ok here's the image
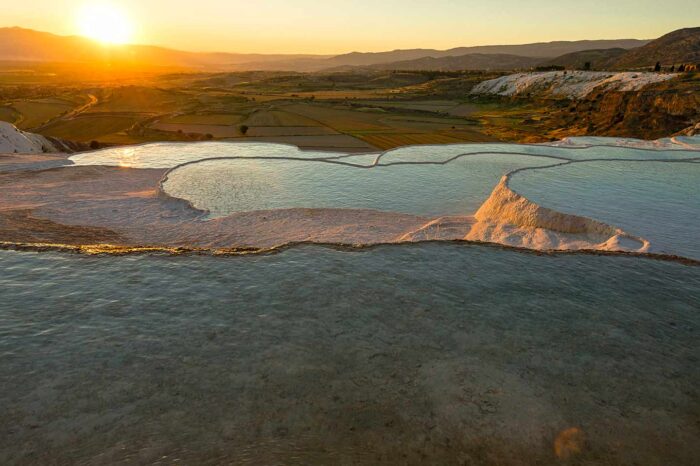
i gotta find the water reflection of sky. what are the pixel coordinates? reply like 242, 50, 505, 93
70, 139, 700, 258
161, 154, 556, 217
510, 160, 700, 259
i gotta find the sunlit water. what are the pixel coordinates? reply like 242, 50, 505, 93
379, 141, 699, 163
69, 142, 363, 168
161, 154, 556, 217
555, 135, 700, 151
69, 138, 700, 169
138, 140, 700, 217
1, 244, 699, 464
5, 138, 700, 463
64, 139, 700, 258
510, 161, 700, 259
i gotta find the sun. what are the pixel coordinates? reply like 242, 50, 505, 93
77, 3, 133, 45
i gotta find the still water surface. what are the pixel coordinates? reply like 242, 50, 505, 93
511, 161, 700, 259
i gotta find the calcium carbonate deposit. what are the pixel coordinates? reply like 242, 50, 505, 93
471, 71, 677, 99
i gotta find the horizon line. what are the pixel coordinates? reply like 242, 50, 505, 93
0, 25, 657, 57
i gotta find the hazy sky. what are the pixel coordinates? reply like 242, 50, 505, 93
3, 0, 699, 53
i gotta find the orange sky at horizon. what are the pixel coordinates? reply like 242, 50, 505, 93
2, 0, 699, 54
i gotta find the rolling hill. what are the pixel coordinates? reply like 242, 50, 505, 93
3, 27, 697, 73
0, 27, 326, 70
379, 28, 699, 72
543, 48, 628, 69
366, 53, 542, 71
322, 39, 648, 69
611, 27, 700, 69
0, 27, 651, 72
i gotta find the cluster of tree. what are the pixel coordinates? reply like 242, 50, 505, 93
173, 129, 216, 141
533, 62, 591, 72
534, 65, 565, 72
654, 62, 699, 72
0, 85, 70, 100
412, 70, 494, 79
672, 64, 698, 72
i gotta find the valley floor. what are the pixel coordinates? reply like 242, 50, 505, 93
2, 68, 697, 151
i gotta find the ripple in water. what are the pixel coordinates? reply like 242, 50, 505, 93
1, 244, 698, 464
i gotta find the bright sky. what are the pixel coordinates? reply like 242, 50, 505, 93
3, 0, 699, 54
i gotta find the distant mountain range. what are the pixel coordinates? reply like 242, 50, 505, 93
340, 28, 699, 72
0, 27, 327, 70
361, 54, 543, 72
540, 28, 700, 70
0, 26, 698, 72
321, 39, 649, 68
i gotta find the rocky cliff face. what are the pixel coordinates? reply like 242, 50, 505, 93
471, 71, 699, 141
559, 76, 700, 139
470, 70, 676, 99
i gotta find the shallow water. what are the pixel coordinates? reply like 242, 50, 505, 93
1, 244, 699, 464
69, 142, 365, 169
62, 139, 700, 257
557, 135, 700, 151
511, 161, 700, 259
379, 141, 699, 163
162, 154, 556, 217
154, 142, 700, 258
69, 138, 700, 169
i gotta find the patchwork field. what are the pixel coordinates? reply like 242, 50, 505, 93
90, 87, 195, 114
283, 103, 400, 132
41, 115, 139, 141
0, 106, 20, 125
356, 100, 461, 113
238, 134, 377, 152
356, 133, 461, 149
150, 123, 241, 138
245, 126, 338, 137
241, 109, 322, 127
5, 67, 690, 151
10, 99, 75, 129
161, 113, 245, 125
358, 131, 497, 149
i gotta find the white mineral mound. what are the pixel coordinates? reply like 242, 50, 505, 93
394, 173, 651, 254
468, 176, 649, 252
471, 71, 677, 99
0, 121, 59, 154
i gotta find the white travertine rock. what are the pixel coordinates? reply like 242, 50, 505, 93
471, 71, 677, 99
0, 121, 59, 154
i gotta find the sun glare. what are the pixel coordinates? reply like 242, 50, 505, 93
77, 3, 133, 44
